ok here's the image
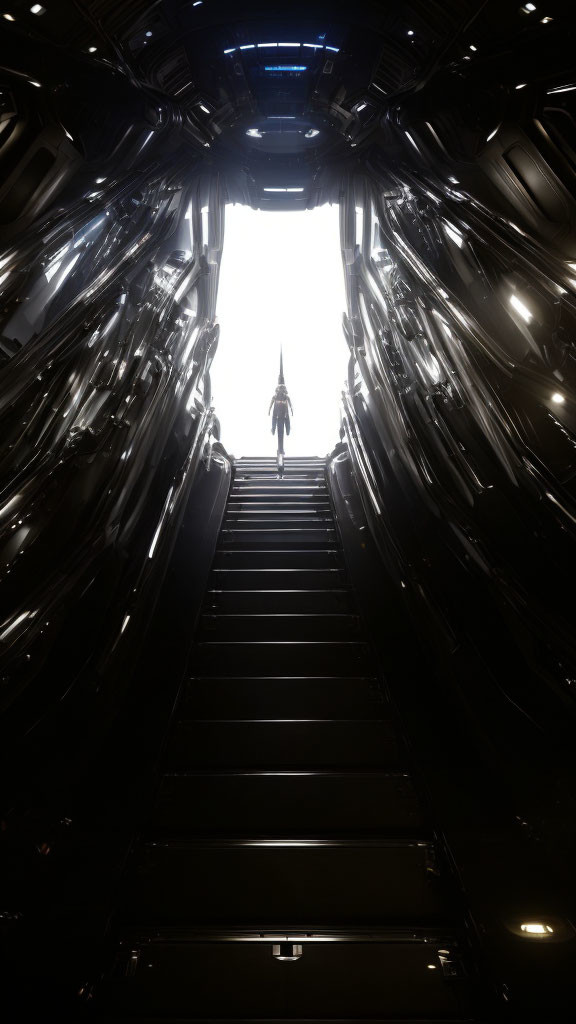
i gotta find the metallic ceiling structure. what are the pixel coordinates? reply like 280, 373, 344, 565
1, 0, 576, 1019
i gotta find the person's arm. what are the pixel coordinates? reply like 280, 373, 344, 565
288, 397, 293, 414
269, 396, 275, 414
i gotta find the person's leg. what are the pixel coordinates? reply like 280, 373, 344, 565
285, 413, 290, 436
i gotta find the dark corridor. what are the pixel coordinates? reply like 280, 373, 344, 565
2, 1, 576, 1020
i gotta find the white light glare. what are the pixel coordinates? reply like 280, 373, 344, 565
240, 45, 255, 49
29, 80, 42, 87
246, 128, 263, 138
547, 84, 576, 94
469, 44, 477, 51
2, 13, 15, 20
263, 187, 304, 192
88, 46, 97, 52
444, 223, 464, 248
305, 128, 319, 138
509, 293, 533, 322
356, 102, 367, 112
407, 30, 414, 36
199, 104, 210, 114
95, 177, 106, 183
223, 48, 235, 54
30, 4, 46, 13
540, 16, 553, 23
448, 176, 460, 184
516, 83, 527, 89
525, 3, 536, 9
486, 127, 499, 141
520, 923, 553, 935
193, 1, 203, 5
551, 392, 565, 405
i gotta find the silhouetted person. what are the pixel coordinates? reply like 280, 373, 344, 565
269, 351, 292, 455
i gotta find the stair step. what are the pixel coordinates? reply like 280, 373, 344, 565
209, 568, 347, 590
183, 676, 385, 718
99, 935, 470, 1021
224, 514, 334, 524
165, 719, 400, 770
219, 528, 337, 546
198, 613, 363, 642
124, 840, 445, 927
152, 771, 425, 835
212, 549, 343, 569
204, 590, 354, 614
193, 641, 371, 675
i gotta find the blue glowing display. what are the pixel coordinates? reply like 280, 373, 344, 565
264, 65, 307, 71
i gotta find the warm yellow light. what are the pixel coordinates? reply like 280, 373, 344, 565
520, 922, 553, 935
551, 392, 565, 405
3, 12, 16, 19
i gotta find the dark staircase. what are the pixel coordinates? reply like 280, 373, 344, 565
99, 457, 476, 1021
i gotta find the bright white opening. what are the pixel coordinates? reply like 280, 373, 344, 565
212, 203, 347, 456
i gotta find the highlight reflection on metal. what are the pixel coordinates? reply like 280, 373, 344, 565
0, 157, 225, 717
339, 170, 576, 715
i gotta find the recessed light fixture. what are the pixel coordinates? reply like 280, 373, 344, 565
407, 30, 414, 36
469, 44, 477, 51
486, 127, 499, 141
199, 104, 210, 114
240, 44, 254, 49
516, 83, 527, 89
2, 12, 15, 19
356, 102, 367, 112
520, 922, 554, 934
29, 80, 42, 87
145, 30, 152, 37
540, 16, 553, 23
30, 4, 46, 13
193, 1, 202, 5
88, 46, 97, 52
524, 3, 536, 10
551, 392, 565, 404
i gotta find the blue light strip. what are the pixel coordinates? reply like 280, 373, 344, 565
223, 42, 340, 55
264, 65, 307, 72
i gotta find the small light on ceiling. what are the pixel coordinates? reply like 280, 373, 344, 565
30, 4, 46, 13
88, 46, 97, 52
145, 30, 152, 37
540, 16, 553, 23
199, 103, 210, 114
246, 128, 262, 137
486, 127, 499, 141
469, 44, 477, 51
516, 82, 527, 89
356, 102, 367, 112
551, 392, 566, 405
29, 80, 42, 87
509, 293, 533, 322
524, 3, 536, 9
520, 922, 554, 934
95, 177, 106, 183
193, 1, 203, 5
427, 964, 437, 969
407, 30, 414, 36
305, 128, 319, 137
240, 44, 254, 49
223, 48, 235, 54
2, 12, 16, 19
448, 176, 460, 183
